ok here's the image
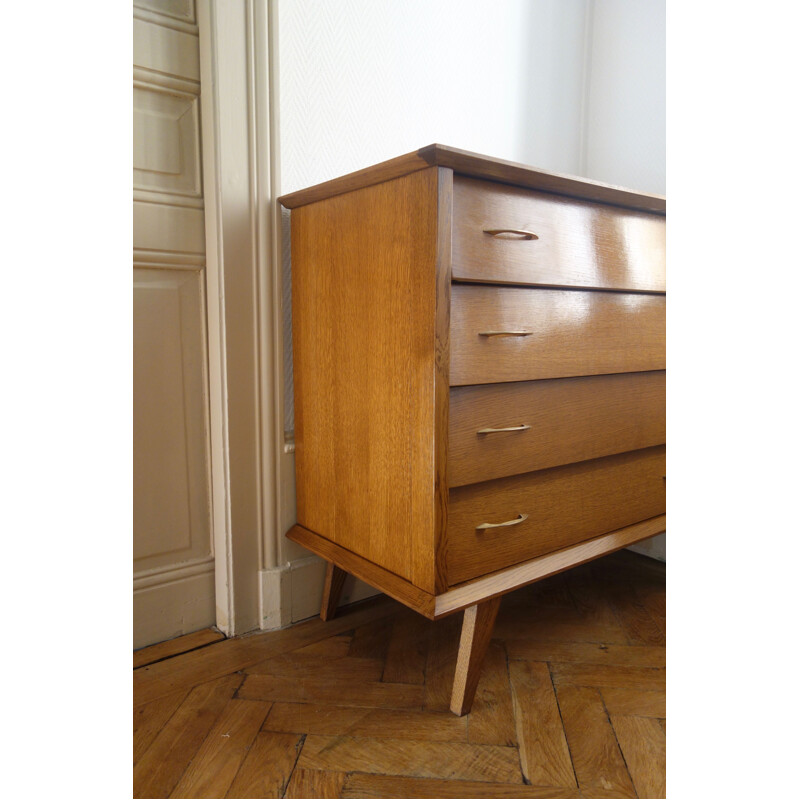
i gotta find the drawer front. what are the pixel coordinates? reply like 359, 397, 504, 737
452, 176, 666, 291
449, 371, 666, 487
446, 446, 666, 585
450, 284, 665, 386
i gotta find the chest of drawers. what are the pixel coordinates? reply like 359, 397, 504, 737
279, 145, 666, 715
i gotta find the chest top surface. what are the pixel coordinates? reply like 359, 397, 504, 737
278, 143, 666, 215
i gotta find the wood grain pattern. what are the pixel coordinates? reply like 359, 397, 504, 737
133, 594, 398, 705
291, 516, 665, 620
342, 774, 576, 798
132, 553, 666, 797
566, 564, 630, 634
133, 688, 188, 765
133, 628, 224, 669
449, 371, 665, 486
446, 447, 666, 584
601, 688, 666, 718
170, 698, 271, 798
278, 148, 434, 208
292, 167, 440, 591
238, 673, 425, 709
382, 610, 429, 685
509, 660, 576, 788
450, 597, 502, 715
435, 516, 666, 617
319, 561, 347, 621
596, 572, 667, 646
423, 614, 462, 712
449, 284, 665, 386
286, 524, 435, 617
556, 684, 636, 797
244, 635, 354, 677
433, 166, 453, 593
495, 604, 628, 648
246, 653, 384, 682
466, 641, 518, 746
298, 735, 524, 783
284, 146, 666, 720
347, 617, 393, 661
285, 768, 346, 799
286, 633, 354, 659
452, 175, 665, 291
263, 702, 468, 742
279, 143, 666, 214
611, 715, 667, 798
225, 731, 303, 799
133, 674, 243, 798
551, 663, 666, 691
505, 641, 665, 668
429, 144, 666, 213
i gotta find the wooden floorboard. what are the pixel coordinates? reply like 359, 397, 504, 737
611, 714, 667, 798
133, 627, 225, 669
170, 698, 272, 798
298, 735, 524, 783
226, 731, 304, 799
466, 640, 517, 746
341, 774, 577, 798
556, 684, 636, 798
263, 703, 469, 742
509, 660, 577, 789
133, 550, 665, 798
132, 687, 188, 765
133, 673, 244, 799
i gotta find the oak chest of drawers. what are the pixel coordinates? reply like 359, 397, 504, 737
279, 145, 666, 715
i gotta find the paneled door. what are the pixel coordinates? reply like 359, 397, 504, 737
133, 0, 214, 648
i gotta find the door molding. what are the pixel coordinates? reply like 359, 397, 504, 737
197, 0, 283, 635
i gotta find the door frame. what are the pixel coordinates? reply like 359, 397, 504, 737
197, 0, 286, 636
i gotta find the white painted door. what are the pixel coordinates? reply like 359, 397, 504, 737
133, 0, 215, 648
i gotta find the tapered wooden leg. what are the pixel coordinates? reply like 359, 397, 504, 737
320, 562, 348, 621
450, 596, 502, 716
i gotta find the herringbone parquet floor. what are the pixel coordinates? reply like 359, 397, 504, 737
133, 550, 665, 799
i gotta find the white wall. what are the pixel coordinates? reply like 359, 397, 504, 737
278, 0, 591, 196
582, 0, 666, 194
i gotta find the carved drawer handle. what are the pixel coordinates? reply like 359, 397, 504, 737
477, 424, 531, 434
476, 513, 529, 531
478, 330, 532, 337
483, 228, 539, 240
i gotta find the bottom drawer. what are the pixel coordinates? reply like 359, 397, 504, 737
445, 446, 665, 585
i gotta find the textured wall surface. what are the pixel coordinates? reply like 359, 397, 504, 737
278, 0, 590, 194
583, 0, 666, 194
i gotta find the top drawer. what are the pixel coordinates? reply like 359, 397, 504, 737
452, 176, 666, 292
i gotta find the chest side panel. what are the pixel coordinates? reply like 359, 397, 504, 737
291, 167, 441, 589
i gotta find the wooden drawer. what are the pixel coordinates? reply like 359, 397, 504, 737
446, 446, 666, 585
452, 176, 666, 291
450, 284, 665, 386
449, 371, 666, 487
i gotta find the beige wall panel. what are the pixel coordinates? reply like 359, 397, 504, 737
133, 16, 200, 81
135, 0, 195, 24
134, 268, 212, 574
133, 201, 205, 254
133, 87, 201, 197
133, 568, 215, 650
